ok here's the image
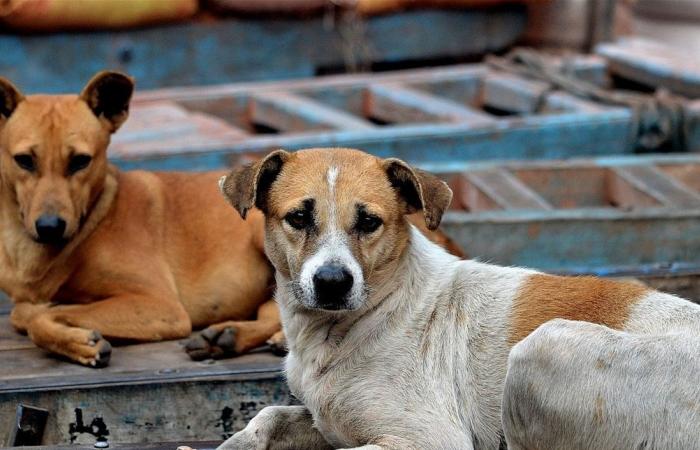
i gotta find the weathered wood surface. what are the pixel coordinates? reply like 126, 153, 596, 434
0, 310, 289, 446
0, 7, 526, 94
101, 59, 700, 172
596, 38, 700, 98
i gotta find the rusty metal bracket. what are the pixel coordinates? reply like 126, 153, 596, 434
9, 403, 49, 446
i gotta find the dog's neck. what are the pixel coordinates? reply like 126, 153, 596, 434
278, 225, 457, 367
0, 166, 120, 300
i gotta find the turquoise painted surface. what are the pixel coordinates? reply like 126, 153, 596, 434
0, 8, 525, 93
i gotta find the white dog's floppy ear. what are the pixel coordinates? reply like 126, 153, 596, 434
220, 149, 290, 219
383, 158, 452, 230
0, 76, 24, 123
80, 71, 134, 132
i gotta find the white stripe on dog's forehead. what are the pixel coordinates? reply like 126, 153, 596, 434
327, 166, 339, 193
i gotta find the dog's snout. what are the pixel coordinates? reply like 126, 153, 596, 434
35, 214, 67, 244
313, 264, 354, 309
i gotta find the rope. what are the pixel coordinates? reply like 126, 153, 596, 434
323, 0, 374, 73
486, 48, 689, 153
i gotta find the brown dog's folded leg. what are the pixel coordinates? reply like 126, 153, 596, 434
10, 302, 50, 334
185, 299, 282, 360
26, 294, 191, 367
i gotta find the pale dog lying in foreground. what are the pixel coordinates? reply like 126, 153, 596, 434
209, 148, 700, 449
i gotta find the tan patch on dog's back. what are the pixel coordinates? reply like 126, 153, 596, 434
509, 274, 648, 345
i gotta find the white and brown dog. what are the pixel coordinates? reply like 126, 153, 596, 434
214, 148, 700, 449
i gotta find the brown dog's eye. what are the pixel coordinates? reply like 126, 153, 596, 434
13, 154, 35, 172
68, 154, 92, 174
285, 210, 312, 230
356, 213, 382, 234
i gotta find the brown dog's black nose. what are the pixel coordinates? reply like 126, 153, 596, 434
35, 215, 66, 244
313, 264, 353, 309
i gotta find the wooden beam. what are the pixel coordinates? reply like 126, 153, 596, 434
482, 72, 550, 114
611, 165, 700, 208
465, 168, 553, 210
544, 92, 607, 113
449, 174, 501, 212
249, 91, 375, 132
364, 83, 496, 125
596, 38, 700, 98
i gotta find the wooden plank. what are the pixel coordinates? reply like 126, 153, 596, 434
552, 54, 609, 88
0, 311, 284, 394
465, 168, 553, 210
611, 165, 700, 208
544, 91, 607, 113
248, 91, 374, 132
482, 72, 550, 113
0, 329, 33, 352
596, 38, 700, 98
0, 343, 283, 394
441, 208, 700, 272
364, 83, 496, 125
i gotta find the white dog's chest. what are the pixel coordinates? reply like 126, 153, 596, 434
287, 348, 482, 448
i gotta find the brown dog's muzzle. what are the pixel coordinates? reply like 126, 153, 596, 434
34, 214, 67, 245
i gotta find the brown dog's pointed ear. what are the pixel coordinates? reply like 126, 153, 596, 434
220, 150, 291, 219
383, 158, 452, 230
80, 71, 134, 132
0, 77, 24, 122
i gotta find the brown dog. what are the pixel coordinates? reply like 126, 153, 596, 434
0, 72, 463, 367
0, 72, 285, 367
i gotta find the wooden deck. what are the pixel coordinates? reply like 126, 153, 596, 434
0, 294, 288, 447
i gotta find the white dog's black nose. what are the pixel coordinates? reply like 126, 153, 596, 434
35, 214, 66, 245
313, 264, 353, 309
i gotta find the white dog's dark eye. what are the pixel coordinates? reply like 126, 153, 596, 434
68, 154, 92, 174
285, 210, 312, 230
356, 214, 382, 234
13, 154, 35, 172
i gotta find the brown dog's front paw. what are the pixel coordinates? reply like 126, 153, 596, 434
69, 330, 112, 368
267, 331, 288, 356
185, 326, 237, 361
